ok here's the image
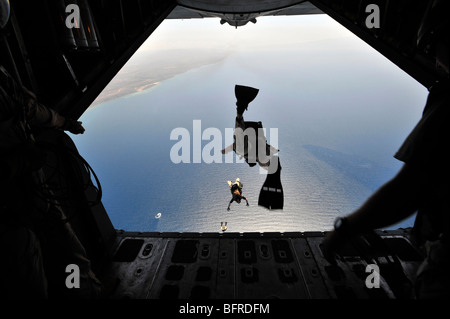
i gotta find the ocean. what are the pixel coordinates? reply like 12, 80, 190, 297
72, 45, 427, 233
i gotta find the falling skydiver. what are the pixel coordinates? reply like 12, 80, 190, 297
220, 222, 228, 232
227, 178, 249, 211
221, 85, 284, 210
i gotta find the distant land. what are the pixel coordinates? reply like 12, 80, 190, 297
91, 48, 231, 107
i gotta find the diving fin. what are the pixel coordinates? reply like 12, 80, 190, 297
235, 85, 259, 114
258, 156, 284, 210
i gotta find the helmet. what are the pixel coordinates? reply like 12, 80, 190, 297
0, 0, 10, 28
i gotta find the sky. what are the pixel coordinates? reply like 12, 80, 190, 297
130, 14, 372, 59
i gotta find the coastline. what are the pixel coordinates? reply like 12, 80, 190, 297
88, 49, 231, 109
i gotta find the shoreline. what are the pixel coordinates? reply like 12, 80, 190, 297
88, 50, 231, 110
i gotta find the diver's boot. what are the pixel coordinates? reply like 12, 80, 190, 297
236, 101, 248, 116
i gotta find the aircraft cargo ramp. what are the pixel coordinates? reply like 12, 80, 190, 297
104, 229, 423, 299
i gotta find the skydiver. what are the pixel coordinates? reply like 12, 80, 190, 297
220, 221, 228, 232
221, 85, 279, 174
227, 178, 249, 211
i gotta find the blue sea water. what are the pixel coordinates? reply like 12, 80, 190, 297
72, 45, 427, 233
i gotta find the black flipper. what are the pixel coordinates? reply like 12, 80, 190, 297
258, 156, 284, 210
235, 85, 259, 114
